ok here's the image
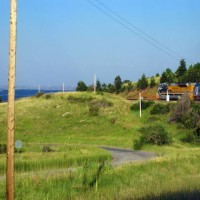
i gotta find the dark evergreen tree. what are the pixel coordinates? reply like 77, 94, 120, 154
160, 71, 168, 83
150, 76, 156, 88
114, 75, 122, 93
176, 59, 187, 82
107, 83, 115, 93
96, 79, 102, 92
102, 83, 107, 92
76, 81, 88, 91
137, 74, 148, 90
185, 63, 200, 83
160, 68, 176, 84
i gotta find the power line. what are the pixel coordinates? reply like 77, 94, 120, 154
86, 0, 191, 63
95, 0, 185, 60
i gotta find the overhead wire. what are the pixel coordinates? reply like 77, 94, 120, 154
86, 0, 192, 63
95, 0, 185, 60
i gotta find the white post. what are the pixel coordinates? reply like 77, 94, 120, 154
63, 82, 65, 93
38, 85, 40, 93
94, 73, 96, 93
139, 93, 142, 118
166, 90, 169, 102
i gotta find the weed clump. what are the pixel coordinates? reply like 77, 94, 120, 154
150, 103, 171, 115
134, 124, 171, 150
130, 100, 154, 111
42, 145, 55, 153
67, 95, 94, 103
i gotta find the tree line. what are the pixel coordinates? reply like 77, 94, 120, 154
76, 59, 200, 93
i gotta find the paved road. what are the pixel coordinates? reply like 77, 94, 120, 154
101, 146, 156, 166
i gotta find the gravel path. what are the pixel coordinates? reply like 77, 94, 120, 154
101, 146, 156, 166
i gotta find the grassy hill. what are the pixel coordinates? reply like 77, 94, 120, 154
0, 92, 200, 199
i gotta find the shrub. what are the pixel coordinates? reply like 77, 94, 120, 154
0, 96, 2, 103
44, 94, 52, 99
35, 92, 44, 98
130, 100, 154, 111
181, 128, 200, 143
88, 103, 100, 116
0, 144, 6, 154
133, 124, 171, 150
88, 99, 113, 116
92, 99, 113, 108
150, 103, 170, 115
170, 95, 200, 130
170, 94, 191, 123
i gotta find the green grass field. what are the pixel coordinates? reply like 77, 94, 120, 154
0, 92, 200, 199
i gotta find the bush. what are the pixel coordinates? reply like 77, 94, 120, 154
92, 99, 113, 108
0, 144, 6, 154
130, 100, 154, 111
170, 94, 191, 123
88, 103, 100, 116
150, 103, 171, 115
44, 94, 52, 99
182, 128, 200, 143
0, 96, 2, 103
35, 92, 44, 98
133, 124, 171, 150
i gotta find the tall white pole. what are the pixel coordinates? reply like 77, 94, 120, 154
63, 82, 65, 93
94, 73, 96, 93
38, 85, 40, 93
7, 0, 17, 199
139, 93, 142, 118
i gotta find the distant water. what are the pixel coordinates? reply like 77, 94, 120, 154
0, 89, 63, 102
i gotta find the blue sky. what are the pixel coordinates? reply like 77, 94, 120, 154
0, 0, 200, 88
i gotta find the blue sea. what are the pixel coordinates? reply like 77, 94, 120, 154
0, 89, 63, 102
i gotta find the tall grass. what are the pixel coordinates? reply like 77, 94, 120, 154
0, 92, 200, 199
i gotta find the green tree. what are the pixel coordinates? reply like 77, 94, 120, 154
150, 76, 156, 88
137, 74, 148, 90
176, 59, 187, 82
114, 75, 122, 93
96, 79, 102, 92
156, 73, 160, 77
76, 81, 88, 91
185, 63, 200, 83
160, 68, 176, 84
160, 71, 168, 83
107, 83, 115, 93
102, 83, 107, 92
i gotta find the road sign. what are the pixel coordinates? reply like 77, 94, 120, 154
15, 140, 22, 149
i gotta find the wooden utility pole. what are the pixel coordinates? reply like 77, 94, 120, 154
7, 0, 17, 199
